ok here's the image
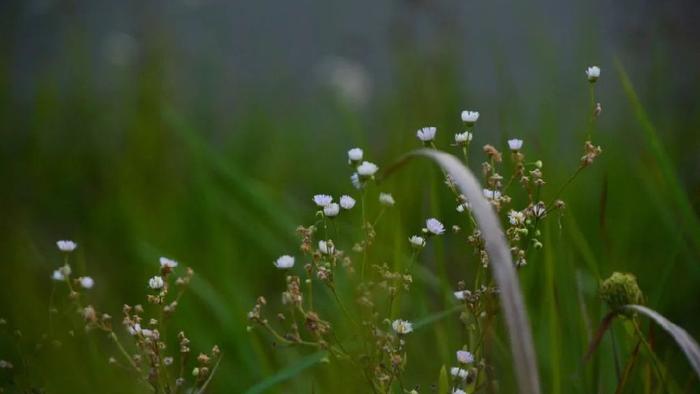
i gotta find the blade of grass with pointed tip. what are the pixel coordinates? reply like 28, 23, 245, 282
385, 148, 541, 394
625, 305, 700, 380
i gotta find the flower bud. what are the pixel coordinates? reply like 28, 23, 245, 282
600, 272, 643, 316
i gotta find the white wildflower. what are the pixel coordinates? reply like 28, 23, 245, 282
318, 240, 335, 255
586, 65, 601, 82
408, 235, 426, 248
339, 195, 356, 209
507, 138, 523, 151
508, 210, 526, 225
356, 161, 379, 178
425, 218, 445, 235
127, 323, 141, 336
159, 257, 178, 268
391, 319, 413, 335
532, 202, 547, 218
148, 276, 164, 289
52, 270, 65, 281
323, 203, 340, 217
274, 255, 295, 269
79, 276, 95, 289
452, 389, 467, 394
416, 127, 437, 142
483, 189, 502, 200
379, 193, 395, 207
456, 202, 470, 213
57, 240, 77, 252
454, 131, 473, 145
313, 194, 333, 207
457, 350, 474, 364
454, 290, 470, 300
461, 110, 480, 125
347, 148, 363, 163
451, 367, 468, 380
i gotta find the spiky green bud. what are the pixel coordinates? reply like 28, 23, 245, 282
600, 272, 643, 316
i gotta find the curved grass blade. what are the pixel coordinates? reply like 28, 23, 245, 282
625, 305, 700, 380
387, 149, 541, 394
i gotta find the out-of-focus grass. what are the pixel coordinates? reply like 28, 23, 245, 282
1, 34, 700, 394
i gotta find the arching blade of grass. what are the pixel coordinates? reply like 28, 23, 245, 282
385, 148, 541, 394
625, 305, 700, 380
615, 59, 700, 265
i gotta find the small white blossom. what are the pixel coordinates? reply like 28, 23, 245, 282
159, 257, 178, 268
127, 323, 142, 336
379, 193, 395, 207
57, 240, 77, 252
416, 127, 437, 142
339, 195, 356, 209
350, 173, 362, 189
347, 148, 363, 163
164, 357, 174, 366
507, 138, 523, 151
274, 255, 295, 269
79, 276, 95, 289
483, 189, 502, 200
313, 194, 333, 207
457, 350, 474, 364
323, 203, 340, 217
52, 270, 65, 281
456, 202, 470, 213
408, 235, 426, 248
452, 389, 467, 394
586, 65, 601, 82
425, 218, 445, 235
356, 161, 379, 177
454, 290, 470, 300
391, 319, 413, 335
148, 276, 164, 289
454, 131, 473, 145
532, 202, 547, 218
451, 367, 468, 380
508, 210, 526, 225
461, 110, 480, 125
318, 240, 335, 255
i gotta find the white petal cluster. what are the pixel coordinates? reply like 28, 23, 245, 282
457, 350, 474, 364
313, 194, 333, 207
416, 127, 437, 142
357, 161, 379, 177
274, 255, 295, 269
79, 276, 95, 289
149, 276, 164, 289
453, 290, 470, 300
323, 203, 340, 217
127, 323, 142, 336
483, 189, 502, 200
532, 202, 547, 218
450, 367, 468, 380
409, 235, 426, 248
391, 319, 413, 335
57, 240, 77, 252
461, 110, 480, 125
425, 218, 445, 235
586, 65, 601, 82
379, 192, 395, 207
508, 210, 526, 225
454, 131, 473, 145
339, 195, 356, 209
52, 264, 72, 281
456, 202, 470, 213
507, 138, 523, 151
347, 147, 363, 163
160, 257, 178, 268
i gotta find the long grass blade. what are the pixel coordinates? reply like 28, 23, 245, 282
389, 148, 541, 394
625, 305, 700, 379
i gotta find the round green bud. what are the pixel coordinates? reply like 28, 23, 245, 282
600, 272, 643, 316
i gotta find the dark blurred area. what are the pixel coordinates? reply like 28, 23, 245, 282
1, 0, 700, 392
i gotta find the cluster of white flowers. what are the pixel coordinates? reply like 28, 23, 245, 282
57, 240, 77, 252
450, 366, 468, 380
416, 127, 437, 143
52, 264, 71, 281
318, 240, 335, 255
461, 110, 479, 125
313, 194, 356, 218
347, 147, 381, 190
482, 189, 502, 200
408, 235, 426, 248
391, 319, 413, 335
508, 209, 526, 226
454, 131, 473, 146
586, 65, 601, 82
160, 257, 178, 269
274, 255, 295, 269
424, 218, 445, 235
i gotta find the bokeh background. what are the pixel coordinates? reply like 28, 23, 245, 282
1, 0, 700, 392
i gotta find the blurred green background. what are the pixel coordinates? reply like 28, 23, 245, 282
1, 0, 700, 392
